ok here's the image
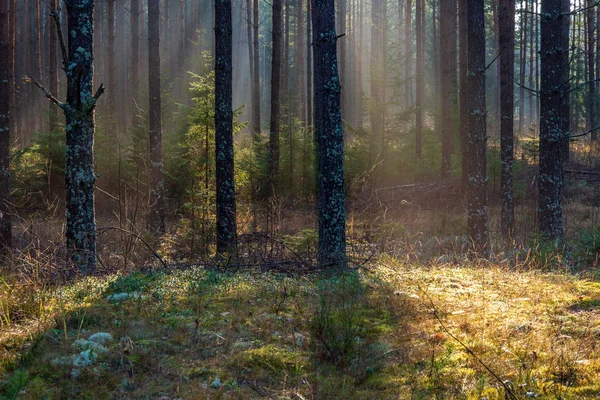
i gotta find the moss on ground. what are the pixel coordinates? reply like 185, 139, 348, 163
2, 262, 600, 398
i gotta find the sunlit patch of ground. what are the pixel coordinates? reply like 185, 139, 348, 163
2, 260, 600, 399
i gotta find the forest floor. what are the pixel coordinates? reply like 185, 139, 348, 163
2, 260, 600, 399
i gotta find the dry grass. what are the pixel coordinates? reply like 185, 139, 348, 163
1, 258, 600, 399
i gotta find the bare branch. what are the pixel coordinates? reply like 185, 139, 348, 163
564, 0, 600, 16
515, 81, 540, 97
27, 73, 66, 109
568, 126, 600, 139
89, 84, 106, 110
483, 49, 503, 72
49, 7, 69, 68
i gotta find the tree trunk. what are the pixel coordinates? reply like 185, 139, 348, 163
499, 0, 515, 237
148, 0, 166, 235
253, 0, 261, 136
63, 0, 100, 271
459, 0, 468, 188
312, 0, 346, 268
440, 0, 457, 177
562, 0, 571, 161
539, 0, 566, 240
0, 0, 12, 252
269, 0, 283, 195
404, 0, 412, 109
415, 0, 424, 159
106, 0, 115, 123
587, 0, 597, 140
215, 0, 238, 258
371, 0, 384, 166
519, 0, 528, 134
131, 0, 140, 104
297, 0, 306, 124
467, 0, 489, 255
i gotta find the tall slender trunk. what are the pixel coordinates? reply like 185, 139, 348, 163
63, 0, 101, 270
519, 0, 528, 134
131, 0, 140, 106
312, 0, 346, 268
415, 0, 424, 159
0, 0, 12, 251
467, 0, 489, 255
562, 0, 571, 161
528, 0, 535, 127
371, 0, 384, 166
404, 0, 412, 109
253, 0, 261, 136
440, 0, 457, 177
539, 0, 567, 240
215, 0, 238, 257
459, 0, 468, 188
148, 0, 166, 235
269, 0, 283, 194
500, 0, 516, 237
587, 0, 598, 141
297, 0, 306, 123
107, 0, 115, 124
338, 0, 347, 120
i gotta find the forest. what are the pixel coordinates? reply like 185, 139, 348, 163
2, 0, 600, 398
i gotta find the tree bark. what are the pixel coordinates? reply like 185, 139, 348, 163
467, 0, 489, 255
539, 0, 566, 240
0, 0, 12, 252
499, 0, 515, 237
269, 0, 283, 195
370, 0, 384, 166
215, 0, 238, 258
440, 0, 457, 177
312, 0, 346, 268
148, 0, 166, 235
63, 0, 101, 271
459, 0, 468, 188
587, 0, 597, 140
519, 0, 528, 134
415, 0, 424, 159
131, 0, 140, 104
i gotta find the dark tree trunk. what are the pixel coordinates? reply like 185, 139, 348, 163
415, 0, 424, 159
370, 0, 384, 166
338, 0, 347, 120
246, 0, 258, 137
440, 0, 457, 177
459, 0, 468, 188
499, 0, 515, 237
587, 0, 597, 140
106, 0, 115, 123
215, 0, 238, 258
519, 0, 528, 134
63, 0, 101, 271
296, 0, 306, 124
48, 0, 60, 131
312, 0, 346, 268
561, 0, 571, 161
131, 0, 140, 104
404, 0, 412, 109
148, 0, 166, 235
0, 0, 12, 252
528, 0, 535, 127
253, 0, 261, 136
539, 0, 566, 240
269, 0, 283, 195
467, 0, 489, 255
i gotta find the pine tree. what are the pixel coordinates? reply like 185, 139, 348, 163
0, 0, 12, 252
467, 0, 489, 255
539, 0, 567, 240
215, 0, 238, 258
148, 0, 166, 235
312, 0, 346, 268
499, 0, 515, 237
